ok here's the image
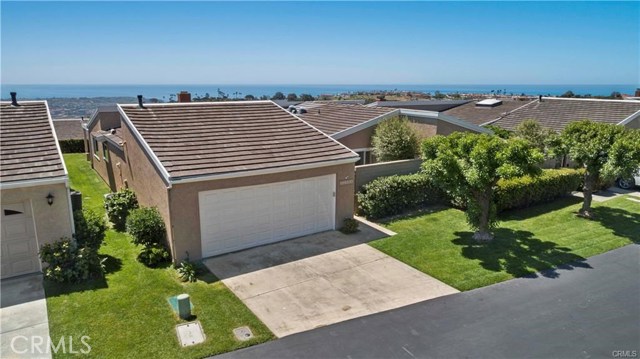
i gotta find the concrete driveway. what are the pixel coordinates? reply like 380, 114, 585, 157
203, 222, 458, 337
1, 274, 51, 359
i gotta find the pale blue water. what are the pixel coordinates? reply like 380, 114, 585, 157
1, 84, 636, 100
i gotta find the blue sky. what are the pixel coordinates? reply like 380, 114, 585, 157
1, 1, 638, 85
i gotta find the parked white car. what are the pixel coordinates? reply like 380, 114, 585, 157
616, 170, 640, 189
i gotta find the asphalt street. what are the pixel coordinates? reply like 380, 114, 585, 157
216, 244, 640, 359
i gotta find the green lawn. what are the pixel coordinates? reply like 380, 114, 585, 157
370, 196, 640, 291
45, 154, 273, 358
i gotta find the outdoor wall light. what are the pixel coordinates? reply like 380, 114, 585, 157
46, 193, 54, 206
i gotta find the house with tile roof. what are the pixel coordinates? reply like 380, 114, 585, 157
295, 102, 491, 165
367, 99, 470, 112
84, 97, 359, 261
442, 97, 536, 126
0, 93, 75, 279
485, 97, 640, 131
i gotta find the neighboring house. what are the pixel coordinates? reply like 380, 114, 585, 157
272, 99, 366, 109
84, 98, 359, 261
0, 94, 75, 279
53, 118, 85, 140
367, 99, 470, 112
295, 102, 491, 165
486, 97, 640, 131
443, 97, 536, 126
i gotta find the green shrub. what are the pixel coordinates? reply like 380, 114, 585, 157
371, 116, 419, 162
126, 207, 166, 247
357, 173, 447, 219
495, 168, 582, 212
40, 238, 105, 283
59, 139, 85, 153
340, 218, 359, 234
138, 244, 170, 267
73, 209, 107, 249
104, 188, 138, 231
177, 259, 200, 282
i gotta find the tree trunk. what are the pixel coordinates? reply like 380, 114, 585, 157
473, 190, 494, 241
579, 170, 597, 218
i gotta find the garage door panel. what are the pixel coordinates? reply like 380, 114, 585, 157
200, 174, 336, 257
1, 202, 40, 279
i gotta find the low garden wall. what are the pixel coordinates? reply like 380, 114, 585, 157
355, 158, 422, 191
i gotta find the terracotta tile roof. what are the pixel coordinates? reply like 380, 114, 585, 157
0, 101, 66, 183
53, 119, 84, 140
490, 98, 640, 132
120, 101, 358, 180
295, 102, 397, 135
443, 98, 535, 125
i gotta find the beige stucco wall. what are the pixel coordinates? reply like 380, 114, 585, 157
624, 117, 640, 129
87, 116, 172, 255
337, 127, 376, 149
1, 182, 74, 250
436, 120, 476, 135
168, 163, 356, 262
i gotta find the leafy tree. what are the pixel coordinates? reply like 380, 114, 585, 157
561, 121, 640, 217
271, 92, 286, 100
244, 94, 256, 100
259, 95, 269, 100
485, 125, 512, 139
371, 116, 419, 162
434, 91, 445, 100
515, 120, 566, 167
422, 133, 543, 241
286, 93, 298, 101
299, 93, 315, 101
561, 90, 575, 98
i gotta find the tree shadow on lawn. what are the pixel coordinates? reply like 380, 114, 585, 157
452, 228, 591, 280
499, 196, 583, 221
590, 206, 640, 243
44, 255, 122, 298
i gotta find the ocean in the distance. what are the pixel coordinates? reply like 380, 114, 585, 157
1, 84, 637, 100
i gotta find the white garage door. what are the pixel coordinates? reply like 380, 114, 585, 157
1, 202, 41, 279
199, 174, 336, 257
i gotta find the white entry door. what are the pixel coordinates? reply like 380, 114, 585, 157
1, 201, 40, 279
199, 174, 336, 258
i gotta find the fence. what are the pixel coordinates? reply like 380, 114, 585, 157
354, 158, 422, 191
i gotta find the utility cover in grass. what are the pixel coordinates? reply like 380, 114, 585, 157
176, 321, 206, 347
233, 326, 254, 341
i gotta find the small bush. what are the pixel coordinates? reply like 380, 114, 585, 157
177, 259, 200, 282
73, 209, 107, 249
495, 168, 582, 212
357, 173, 447, 219
40, 238, 105, 283
340, 218, 359, 234
372, 116, 419, 162
59, 139, 85, 153
104, 188, 138, 230
126, 207, 166, 247
138, 244, 170, 267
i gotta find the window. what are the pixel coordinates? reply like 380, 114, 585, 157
4, 209, 23, 216
354, 148, 375, 166
102, 142, 109, 162
92, 136, 100, 160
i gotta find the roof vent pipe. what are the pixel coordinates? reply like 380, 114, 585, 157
137, 95, 145, 108
538, 95, 543, 102
10, 92, 18, 106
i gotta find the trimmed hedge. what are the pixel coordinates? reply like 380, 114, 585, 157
59, 139, 85, 153
495, 168, 582, 212
357, 173, 446, 219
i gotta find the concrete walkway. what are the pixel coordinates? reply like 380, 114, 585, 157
1, 274, 51, 359
204, 223, 458, 338
571, 187, 640, 203
217, 244, 640, 359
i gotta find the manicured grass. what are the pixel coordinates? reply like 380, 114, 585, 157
370, 196, 639, 291
45, 154, 274, 358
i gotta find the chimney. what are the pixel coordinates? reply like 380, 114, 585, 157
10, 92, 18, 106
635, 88, 640, 97
538, 95, 543, 102
178, 91, 191, 103
137, 95, 145, 108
